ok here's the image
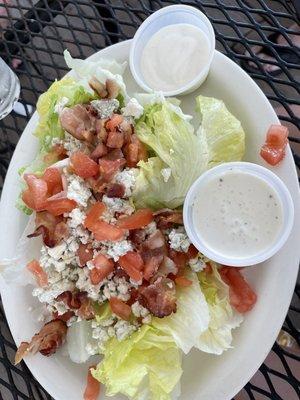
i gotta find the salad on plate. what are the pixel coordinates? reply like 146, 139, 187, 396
1, 51, 259, 400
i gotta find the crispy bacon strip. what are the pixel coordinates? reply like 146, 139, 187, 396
15, 320, 67, 364
154, 209, 183, 229
139, 277, 177, 318
28, 213, 68, 248
56, 291, 82, 310
106, 183, 125, 198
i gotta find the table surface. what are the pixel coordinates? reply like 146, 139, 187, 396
0, 1, 299, 399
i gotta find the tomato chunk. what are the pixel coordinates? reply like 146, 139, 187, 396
27, 260, 48, 287
106, 114, 123, 131
119, 253, 143, 282
84, 366, 100, 400
109, 297, 131, 320
90, 254, 114, 285
42, 168, 63, 195
99, 158, 125, 181
220, 267, 257, 313
77, 244, 93, 267
71, 151, 99, 178
116, 209, 153, 230
175, 276, 193, 287
121, 251, 144, 270
45, 198, 77, 216
91, 221, 124, 241
106, 130, 124, 149
84, 202, 106, 230
260, 124, 288, 166
23, 174, 48, 211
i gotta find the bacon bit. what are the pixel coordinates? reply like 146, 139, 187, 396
187, 244, 199, 259
119, 253, 143, 282
26, 260, 48, 287
89, 76, 108, 98
60, 105, 94, 140
139, 277, 177, 318
126, 288, 139, 306
106, 183, 125, 198
95, 119, 108, 142
129, 229, 146, 246
104, 148, 124, 161
124, 134, 147, 167
169, 250, 188, 275
175, 276, 193, 287
220, 267, 257, 313
106, 130, 124, 149
154, 209, 183, 229
51, 143, 67, 159
109, 297, 131, 320
56, 291, 83, 309
15, 320, 67, 364
84, 202, 106, 230
78, 244, 94, 267
143, 255, 163, 281
28, 226, 55, 248
88, 176, 108, 194
141, 230, 167, 263
84, 366, 101, 400
53, 310, 75, 322
204, 263, 212, 274
158, 256, 178, 277
77, 296, 95, 320
91, 143, 108, 160
116, 209, 153, 230
28, 212, 65, 248
99, 158, 126, 182
53, 221, 69, 243
119, 119, 133, 141
106, 79, 119, 99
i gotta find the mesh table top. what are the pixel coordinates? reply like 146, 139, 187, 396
0, 1, 299, 399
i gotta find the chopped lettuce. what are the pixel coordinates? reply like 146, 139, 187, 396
35, 77, 95, 150
67, 320, 95, 364
196, 95, 245, 168
92, 325, 182, 400
196, 263, 243, 355
152, 271, 209, 354
133, 101, 208, 209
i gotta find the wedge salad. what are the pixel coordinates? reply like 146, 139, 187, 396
1, 51, 258, 400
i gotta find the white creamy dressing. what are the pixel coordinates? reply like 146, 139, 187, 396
140, 23, 210, 92
193, 170, 283, 258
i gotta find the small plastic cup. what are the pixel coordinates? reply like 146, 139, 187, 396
129, 5, 215, 97
183, 162, 294, 267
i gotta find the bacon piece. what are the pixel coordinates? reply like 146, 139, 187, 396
90, 143, 108, 160
28, 212, 67, 248
128, 229, 146, 246
60, 105, 91, 140
95, 119, 108, 142
56, 291, 83, 309
53, 221, 69, 243
154, 209, 183, 229
124, 134, 147, 167
89, 76, 108, 98
104, 148, 124, 161
106, 183, 125, 198
106, 79, 119, 99
99, 158, 126, 182
143, 255, 163, 281
15, 320, 67, 364
84, 366, 101, 400
158, 256, 178, 278
119, 252, 143, 282
139, 277, 177, 318
106, 114, 123, 131
119, 119, 133, 142
78, 244, 94, 267
28, 225, 55, 248
77, 296, 95, 320
109, 297, 131, 320
141, 230, 167, 263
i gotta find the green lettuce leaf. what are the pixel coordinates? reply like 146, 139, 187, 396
133, 101, 208, 209
35, 76, 95, 150
196, 263, 243, 355
152, 271, 209, 354
196, 95, 245, 168
92, 325, 182, 400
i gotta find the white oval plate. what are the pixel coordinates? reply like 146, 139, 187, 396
0, 40, 299, 400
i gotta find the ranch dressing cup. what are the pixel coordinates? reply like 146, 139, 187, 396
183, 162, 294, 267
130, 5, 215, 96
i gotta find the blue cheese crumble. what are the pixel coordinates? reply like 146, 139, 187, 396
169, 227, 191, 253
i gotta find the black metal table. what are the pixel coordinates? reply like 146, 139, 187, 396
0, 1, 299, 399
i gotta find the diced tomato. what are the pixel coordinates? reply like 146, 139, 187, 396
122, 251, 144, 270
175, 276, 193, 287
260, 124, 288, 166
84, 202, 106, 230
90, 258, 114, 284
99, 158, 125, 181
90, 143, 108, 160
118, 253, 143, 282
83, 366, 100, 400
26, 259, 48, 287
23, 174, 48, 211
91, 221, 124, 241
220, 267, 257, 313
124, 134, 147, 167
116, 209, 153, 230
45, 198, 77, 216
70, 151, 99, 178
22, 189, 35, 209
106, 114, 123, 131
187, 244, 199, 259
109, 297, 131, 320
78, 244, 94, 267
42, 168, 63, 195
93, 254, 114, 270
143, 256, 162, 281
106, 130, 124, 149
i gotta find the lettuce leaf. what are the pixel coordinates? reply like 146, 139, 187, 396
196, 263, 243, 355
92, 325, 182, 400
67, 320, 94, 364
196, 95, 245, 168
133, 101, 208, 209
35, 77, 95, 150
152, 271, 209, 354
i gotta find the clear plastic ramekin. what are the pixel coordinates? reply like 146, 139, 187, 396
129, 5, 215, 97
183, 162, 294, 267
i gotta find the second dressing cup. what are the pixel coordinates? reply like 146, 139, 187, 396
129, 5, 215, 96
